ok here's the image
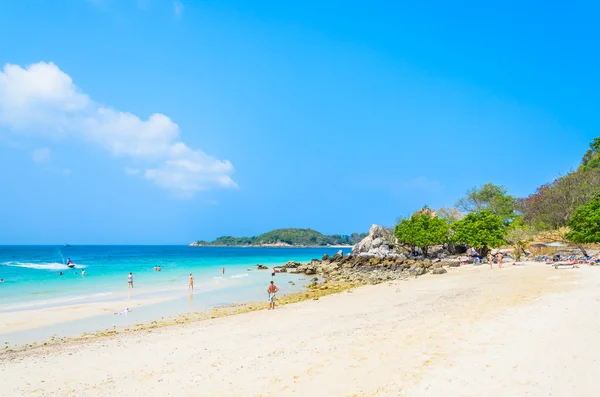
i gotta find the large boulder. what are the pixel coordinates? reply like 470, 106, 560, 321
352, 224, 399, 258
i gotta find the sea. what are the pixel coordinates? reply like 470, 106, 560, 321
0, 245, 351, 344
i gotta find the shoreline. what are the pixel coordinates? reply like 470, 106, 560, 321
1, 280, 357, 354
2, 262, 595, 396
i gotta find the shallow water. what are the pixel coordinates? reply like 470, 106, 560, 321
0, 246, 347, 343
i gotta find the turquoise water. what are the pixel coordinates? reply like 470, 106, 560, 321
0, 246, 349, 343
0, 245, 349, 306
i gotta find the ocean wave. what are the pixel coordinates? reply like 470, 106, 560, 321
1, 262, 87, 270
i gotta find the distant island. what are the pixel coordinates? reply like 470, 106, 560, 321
190, 228, 367, 247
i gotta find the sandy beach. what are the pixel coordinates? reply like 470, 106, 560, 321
1, 262, 599, 396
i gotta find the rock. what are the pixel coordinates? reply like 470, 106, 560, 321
332, 250, 343, 261
321, 254, 330, 261
257, 264, 268, 270
275, 267, 287, 273
352, 224, 399, 258
371, 237, 383, 248
432, 268, 447, 275
283, 261, 301, 269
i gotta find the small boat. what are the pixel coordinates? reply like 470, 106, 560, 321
67, 263, 75, 268
64, 244, 72, 247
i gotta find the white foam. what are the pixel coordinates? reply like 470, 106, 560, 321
230, 273, 249, 278
1, 262, 87, 271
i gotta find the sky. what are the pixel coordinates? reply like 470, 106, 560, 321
0, 0, 598, 244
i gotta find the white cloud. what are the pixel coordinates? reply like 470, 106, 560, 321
0, 62, 236, 196
174, 0, 184, 16
32, 148, 51, 163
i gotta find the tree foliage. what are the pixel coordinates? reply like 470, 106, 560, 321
565, 196, 600, 244
580, 137, 600, 172
505, 217, 535, 260
515, 170, 600, 230
394, 213, 449, 257
197, 228, 367, 246
452, 210, 505, 254
456, 183, 515, 223
437, 207, 465, 223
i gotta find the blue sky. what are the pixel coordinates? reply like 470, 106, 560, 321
0, 0, 598, 244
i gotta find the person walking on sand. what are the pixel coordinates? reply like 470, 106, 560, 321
188, 273, 194, 291
267, 280, 279, 310
128, 272, 134, 288
487, 252, 494, 269
496, 252, 503, 268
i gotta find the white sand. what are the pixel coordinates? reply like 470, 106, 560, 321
2, 263, 600, 396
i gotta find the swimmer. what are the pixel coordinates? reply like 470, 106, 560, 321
59, 272, 63, 276
157, 266, 161, 272
0, 279, 3, 283
188, 273, 194, 291
128, 272, 134, 288
267, 281, 279, 310
81, 269, 86, 277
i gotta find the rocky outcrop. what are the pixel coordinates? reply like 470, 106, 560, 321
281, 252, 453, 286
351, 224, 401, 258
256, 264, 268, 270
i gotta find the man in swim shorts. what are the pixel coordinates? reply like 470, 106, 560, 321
188, 273, 194, 291
267, 280, 279, 310
271, 267, 276, 279
128, 272, 134, 288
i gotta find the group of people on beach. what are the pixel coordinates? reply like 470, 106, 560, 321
487, 252, 504, 269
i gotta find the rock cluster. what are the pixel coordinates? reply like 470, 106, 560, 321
276, 225, 456, 285
351, 224, 402, 259
282, 253, 454, 285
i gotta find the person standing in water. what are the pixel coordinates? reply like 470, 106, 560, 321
222, 267, 225, 276
128, 272, 134, 288
271, 267, 276, 279
81, 269, 86, 277
188, 273, 194, 291
267, 281, 279, 310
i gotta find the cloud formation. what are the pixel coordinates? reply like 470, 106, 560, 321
0, 62, 236, 196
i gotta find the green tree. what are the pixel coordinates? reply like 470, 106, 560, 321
452, 210, 505, 256
504, 217, 535, 261
456, 183, 515, 223
565, 196, 600, 255
580, 137, 600, 172
395, 213, 449, 257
